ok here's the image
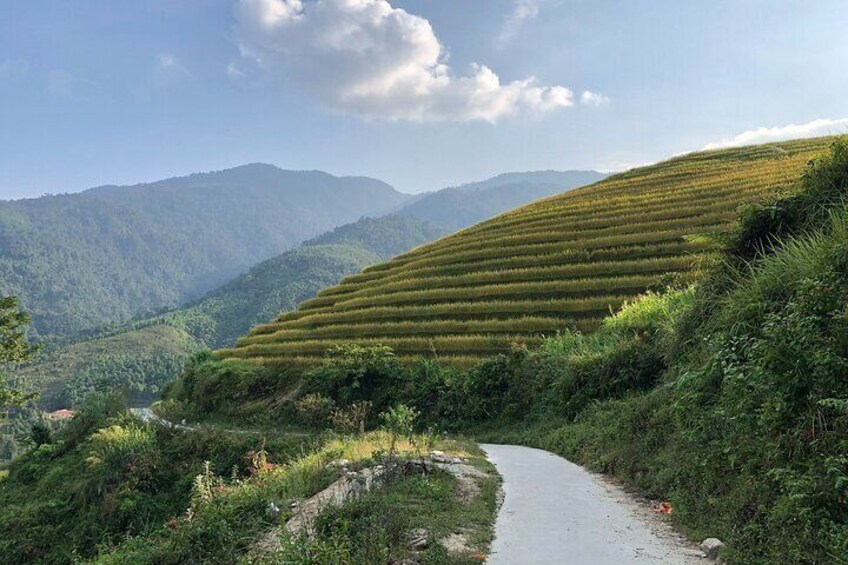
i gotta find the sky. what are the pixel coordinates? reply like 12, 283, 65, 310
1, 0, 847, 199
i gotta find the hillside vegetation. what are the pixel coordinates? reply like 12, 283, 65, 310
13, 169, 601, 417
169, 137, 848, 563
224, 137, 835, 366
0, 165, 407, 339
10, 216, 446, 414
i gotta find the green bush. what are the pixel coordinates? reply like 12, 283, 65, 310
165, 352, 299, 424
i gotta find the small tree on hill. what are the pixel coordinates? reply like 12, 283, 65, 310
0, 296, 37, 417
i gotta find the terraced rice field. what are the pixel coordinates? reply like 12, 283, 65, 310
221, 136, 836, 366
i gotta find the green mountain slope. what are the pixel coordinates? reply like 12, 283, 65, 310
146, 216, 448, 350
13, 215, 447, 412
16, 170, 606, 411
0, 164, 408, 339
225, 137, 835, 366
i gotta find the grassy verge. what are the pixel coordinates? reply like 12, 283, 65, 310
96, 432, 497, 565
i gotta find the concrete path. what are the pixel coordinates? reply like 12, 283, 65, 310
482, 444, 708, 565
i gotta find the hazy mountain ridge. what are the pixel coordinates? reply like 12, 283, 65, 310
396, 170, 606, 230
0, 165, 408, 338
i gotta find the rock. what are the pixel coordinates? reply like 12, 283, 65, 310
330, 459, 350, 468
439, 531, 472, 554
285, 465, 386, 535
265, 501, 281, 520
700, 538, 725, 560
429, 450, 447, 462
407, 528, 429, 550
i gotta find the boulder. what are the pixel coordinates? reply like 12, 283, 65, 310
700, 538, 725, 560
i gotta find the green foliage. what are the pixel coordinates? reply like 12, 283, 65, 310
295, 393, 336, 427
730, 137, 848, 259
305, 345, 406, 418
0, 393, 316, 564
0, 296, 36, 414
0, 166, 407, 339
165, 353, 301, 425
379, 404, 420, 462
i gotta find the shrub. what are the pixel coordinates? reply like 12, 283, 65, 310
330, 401, 372, 434
295, 393, 336, 428
304, 345, 409, 418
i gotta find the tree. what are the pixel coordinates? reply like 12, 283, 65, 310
0, 296, 37, 415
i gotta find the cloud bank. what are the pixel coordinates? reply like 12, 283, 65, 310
234, 0, 583, 123
703, 118, 848, 150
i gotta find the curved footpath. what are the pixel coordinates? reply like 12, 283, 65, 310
482, 444, 709, 565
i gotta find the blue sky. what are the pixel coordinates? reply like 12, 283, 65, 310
1, 0, 847, 199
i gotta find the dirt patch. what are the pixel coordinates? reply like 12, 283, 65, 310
433, 462, 490, 503
439, 531, 473, 554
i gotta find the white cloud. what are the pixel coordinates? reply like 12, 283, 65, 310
580, 90, 609, 107
498, 0, 541, 46
156, 53, 190, 77
233, 0, 577, 123
703, 118, 848, 150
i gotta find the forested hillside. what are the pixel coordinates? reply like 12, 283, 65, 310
10, 216, 443, 410
0, 164, 408, 339
12, 170, 602, 414
1, 169, 604, 456
226, 137, 834, 366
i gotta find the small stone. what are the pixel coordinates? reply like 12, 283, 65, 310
700, 538, 725, 560
265, 501, 281, 520
407, 528, 429, 550
289, 501, 299, 509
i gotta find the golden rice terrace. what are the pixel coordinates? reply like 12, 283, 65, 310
221, 137, 835, 366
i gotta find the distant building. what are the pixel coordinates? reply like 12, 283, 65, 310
46, 409, 75, 421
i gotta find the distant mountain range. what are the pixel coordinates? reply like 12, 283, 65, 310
397, 170, 605, 231
0, 165, 407, 338
0, 166, 605, 341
